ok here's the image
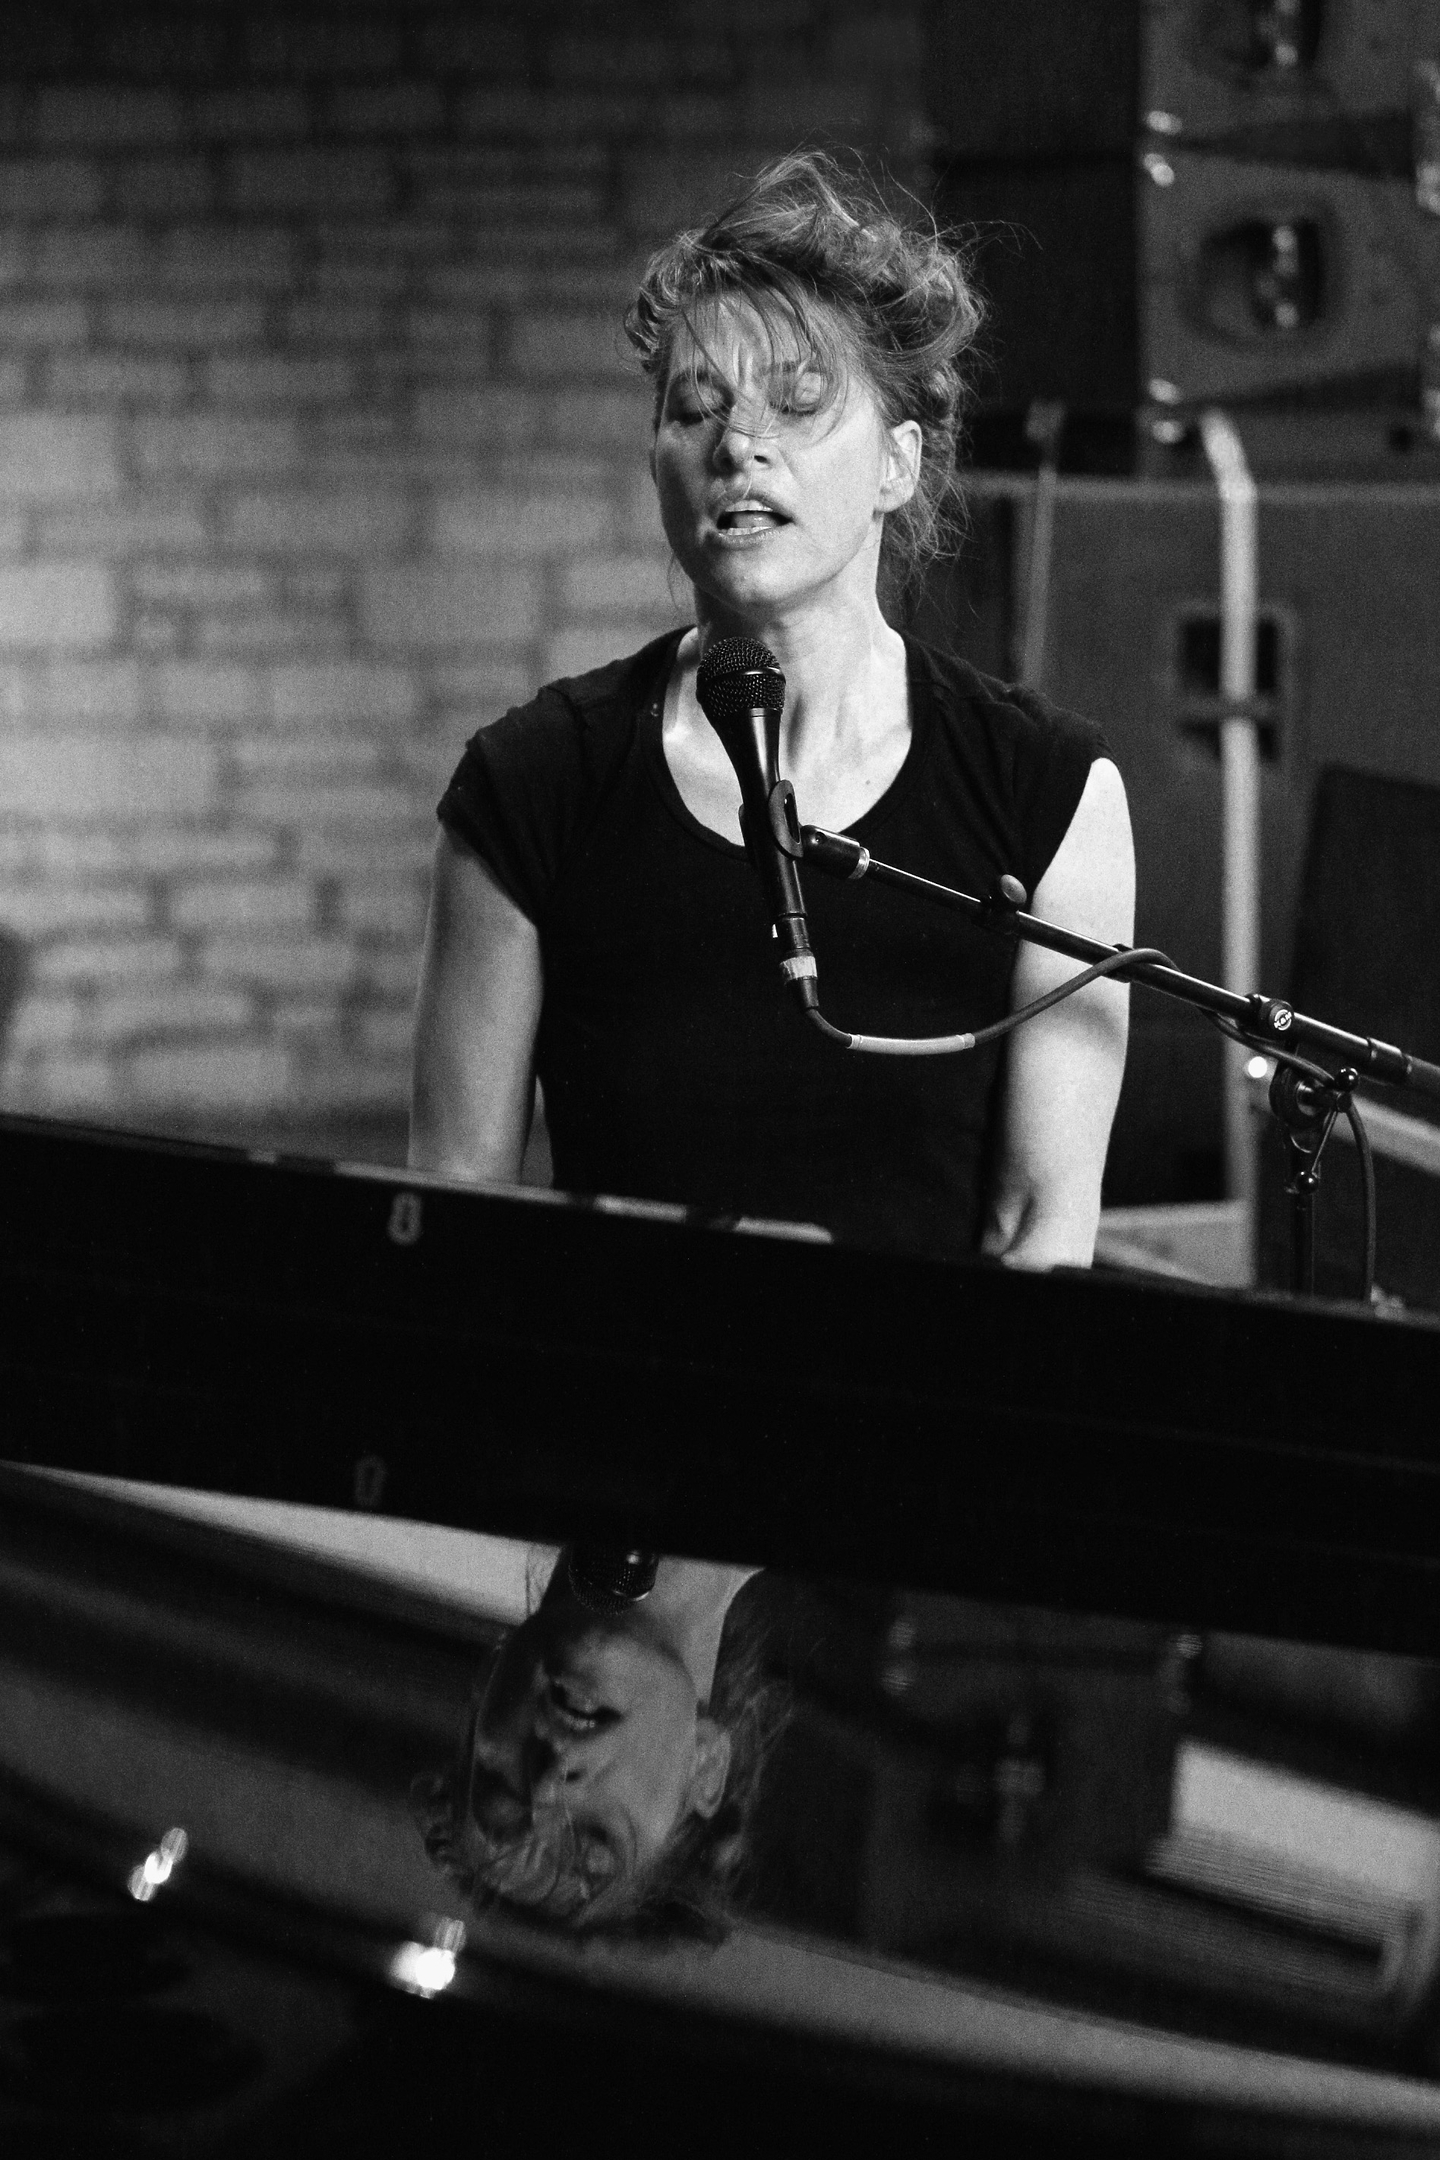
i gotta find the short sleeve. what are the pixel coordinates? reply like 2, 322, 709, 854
1002, 684, 1114, 900
437, 689, 589, 925
435, 634, 679, 924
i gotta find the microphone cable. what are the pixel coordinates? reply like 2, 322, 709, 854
808, 947, 1378, 1301
804, 945, 1176, 1057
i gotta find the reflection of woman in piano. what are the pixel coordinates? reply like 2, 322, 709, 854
412, 1551, 781, 1939
412, 152, 1134, 1266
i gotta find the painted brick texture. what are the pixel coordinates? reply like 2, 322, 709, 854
0, 1, 929, 1145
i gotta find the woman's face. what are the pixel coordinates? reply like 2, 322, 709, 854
651, 299, 918, 625
464, 1594, 729, 1921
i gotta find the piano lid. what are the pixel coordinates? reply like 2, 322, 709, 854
0, 1111, 1437, 1651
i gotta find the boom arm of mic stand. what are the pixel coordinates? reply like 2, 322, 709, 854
798, 826, 1440, 1105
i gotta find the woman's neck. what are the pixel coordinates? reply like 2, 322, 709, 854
643, 1557, 758, 1702
541, 1552, 757, 1703
693, 587, 906, 772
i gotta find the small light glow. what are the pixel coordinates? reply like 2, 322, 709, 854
1145, 109, 1184, 137
1142, 152, 1176, 187
1246, 1055, 1271, 1081
389, 1941, 458, 1998
127, 1826, 188, 1903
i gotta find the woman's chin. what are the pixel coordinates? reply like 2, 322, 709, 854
691, 569, 809, 627
689, 553, 870, 629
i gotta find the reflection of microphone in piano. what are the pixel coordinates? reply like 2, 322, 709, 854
567, 1545, 659, 1614
411, 1548, 787, 1943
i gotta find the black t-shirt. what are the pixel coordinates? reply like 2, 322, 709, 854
438, 630, 1110, 1259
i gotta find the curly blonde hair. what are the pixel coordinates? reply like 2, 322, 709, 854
625, 150, 984, 603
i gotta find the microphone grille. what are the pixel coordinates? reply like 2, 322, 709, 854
567, 1547, 659, 1614
696, 636, 786, 720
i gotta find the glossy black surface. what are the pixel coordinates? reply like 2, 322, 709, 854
0, 1113, 1437, 1647
1, 1467, 1437, 2158
4, 1113, 1440, 2154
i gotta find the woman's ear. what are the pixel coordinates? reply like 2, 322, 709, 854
686, 1716, 733, 1820
877, 419, 922, 513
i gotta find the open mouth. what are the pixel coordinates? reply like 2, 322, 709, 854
715, 501, 788, 535
544, 1671, 618, 1733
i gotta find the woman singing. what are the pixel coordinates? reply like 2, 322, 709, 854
413, 1549, 782, 1940
411, 152, 1135, 1267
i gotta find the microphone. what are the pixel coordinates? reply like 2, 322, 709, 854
694, 636, 819, 1013
567, 1547, 659, 1615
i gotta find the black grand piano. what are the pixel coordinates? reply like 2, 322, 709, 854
4, 1109, 1438, 1643
1, 1112, 1439, 2156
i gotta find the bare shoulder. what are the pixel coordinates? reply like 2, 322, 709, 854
1030, 757, 1135, 943
988, 757, 1135, 1268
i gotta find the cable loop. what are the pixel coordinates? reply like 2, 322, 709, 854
805, 947, 1171, 1058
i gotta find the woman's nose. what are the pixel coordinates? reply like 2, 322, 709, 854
526, 1731, 585, 1804
714, 408, 769, 472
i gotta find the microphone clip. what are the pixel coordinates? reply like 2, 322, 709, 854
767, 778, 805, 861
738, 778, 804, 869
979, 874, 1029, 938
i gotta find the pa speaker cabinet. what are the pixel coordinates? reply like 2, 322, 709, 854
946, 477, 1440, 1202
1142, 0, 1440, 138
928, 0, 1440, 160
1140, 154, 1438, 406
930, 0, 1440, 464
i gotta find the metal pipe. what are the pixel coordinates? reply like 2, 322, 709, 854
1020, 399, 1065, 688
1198, 410, 1261, 1263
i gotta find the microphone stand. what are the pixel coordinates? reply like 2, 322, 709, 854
797, 822, 1440, 1302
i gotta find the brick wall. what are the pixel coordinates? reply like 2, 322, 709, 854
0, 2, 930, 1157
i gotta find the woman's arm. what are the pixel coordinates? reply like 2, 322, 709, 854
409, 827, 545, 1183
981, 758, 1136, 1270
